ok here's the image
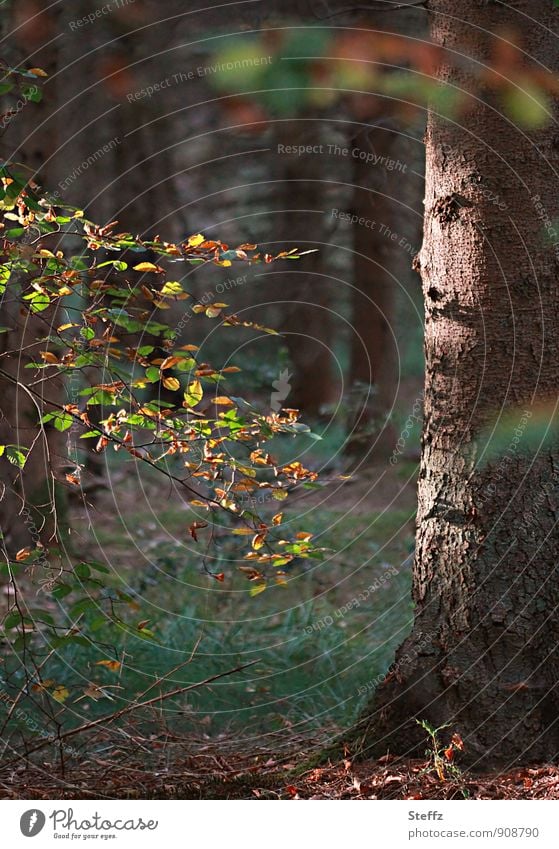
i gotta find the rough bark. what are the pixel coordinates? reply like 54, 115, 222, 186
355, 0, 559, 767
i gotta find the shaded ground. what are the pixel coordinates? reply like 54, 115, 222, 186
1, 741, 558, 799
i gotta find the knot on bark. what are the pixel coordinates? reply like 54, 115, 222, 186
432, 193, 470, 224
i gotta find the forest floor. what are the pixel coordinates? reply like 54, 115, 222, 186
6, 389, 554, 800
2, 738, 559, 799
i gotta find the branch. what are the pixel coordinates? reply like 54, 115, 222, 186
0, 366, 222, 511
310, 0, 426, 20
1, 659, 259, 767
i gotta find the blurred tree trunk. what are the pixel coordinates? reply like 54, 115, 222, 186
274, 124, 335, 416
346, 129, 400, 457
0, 1, 69, 554
346, 6, 425, 459
354, 0, 559, 766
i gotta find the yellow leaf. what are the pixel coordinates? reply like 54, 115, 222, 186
213, 396, 234, 406
29, 67, 48, 77
38, 249, 55, 258
133, 262, 161, 272
40, 350, 59, 364
95, 659, 121, 672
187, 233, 205, 247
231, 528, 254, 536
249, 583, 267, 597
163, 376, 180, 391
161, 281, 185, 296
272, 513, 283, 526
184, 379, 203, 408
51, 685, 70, 703
205, 306, 222, 318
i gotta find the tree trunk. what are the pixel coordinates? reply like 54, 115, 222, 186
274, 124, 336, 417
346, 128, 404, 458
355, 0, 559, 767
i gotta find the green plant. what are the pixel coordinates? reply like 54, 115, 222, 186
416, 719, 466, 785
0, 64, 325, 754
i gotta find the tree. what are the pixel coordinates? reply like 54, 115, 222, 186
354, 0, 559, 766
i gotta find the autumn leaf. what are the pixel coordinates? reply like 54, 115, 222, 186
184, 379, 203, 408
51, 685, 70, 703
162, 376, 180, 391
451, 733, 464, 751
161, 281, 185, 296
133, 262, 163, 273
252, 533, 266, 550
40, 350, 59, 364
187, 233, 205, 247
95, 659, 121, 672
160, 356, 181, 370
15, 547, 32, 562
189, 521, 208, 541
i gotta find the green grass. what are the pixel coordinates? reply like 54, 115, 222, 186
1, 499, 415, 754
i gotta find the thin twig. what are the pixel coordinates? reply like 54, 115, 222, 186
1, 659, 258, 767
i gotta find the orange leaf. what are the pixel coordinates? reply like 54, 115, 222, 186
252, 533, 266, 550
95, 659, 121, 672
160, 356, 181, 370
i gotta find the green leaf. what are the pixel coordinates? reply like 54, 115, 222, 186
51, 583, 73, 600
74, 562, 91, 579
145, 366, 160, 383
22, 85, 42, 103
6, 445, 28, 468
4, 611, 23, 629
